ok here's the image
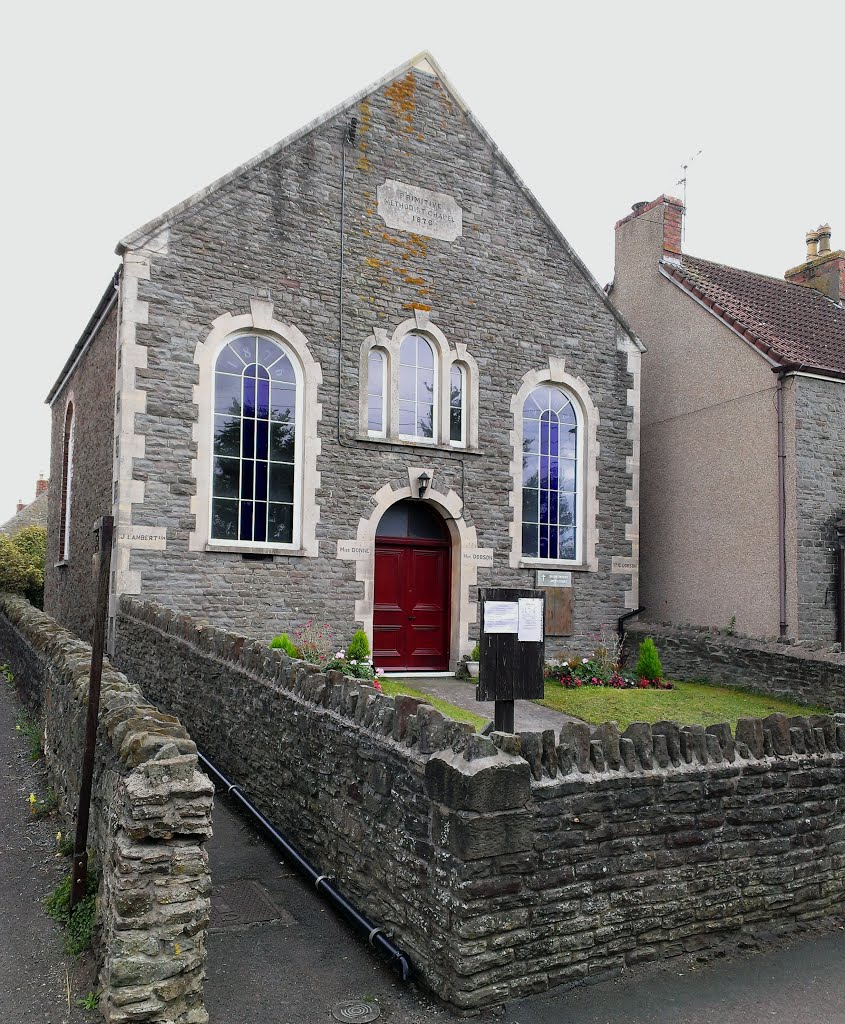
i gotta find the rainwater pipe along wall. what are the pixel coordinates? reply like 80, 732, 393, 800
0, 594, 213, 1024
114, 597, 845, 1011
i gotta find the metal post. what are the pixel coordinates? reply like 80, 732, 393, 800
494, 700, 514, 734
70, 515, 113, 912
836, 519, 845, 653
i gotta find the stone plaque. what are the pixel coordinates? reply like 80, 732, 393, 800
377, 179, 462, 241
612, 556, 637, 574
117, 526, 167, 550
462, 547, 493, 567
337, 540, 373, 561
536, 569, 572, 588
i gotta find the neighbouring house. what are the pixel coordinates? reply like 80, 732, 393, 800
44, 52, 642, 668
0, 476, 49, 536
612, 196, 845, 643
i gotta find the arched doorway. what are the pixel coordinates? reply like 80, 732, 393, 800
373, 499, 451, 672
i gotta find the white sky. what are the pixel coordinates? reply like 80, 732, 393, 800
1, 0, 842, 522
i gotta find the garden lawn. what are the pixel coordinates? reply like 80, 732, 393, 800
538, 679, 829, 731
379, 679, 486, 729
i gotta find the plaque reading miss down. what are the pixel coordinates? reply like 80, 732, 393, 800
377, 180, 462, 241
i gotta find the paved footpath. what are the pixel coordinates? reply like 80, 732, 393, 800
0, 682, 90, 1024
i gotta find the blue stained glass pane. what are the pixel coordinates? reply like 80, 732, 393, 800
523, 419, 540, 454
242, 419, 254, 459
269, 354, 295, 382
255, 462, 268, 502
240, 501, 253, 540
559, 528, 576, 560
271, 386, 296, 419
256, 420, 268, 460
522, 523, 538, 557
232, 337, 256, 364
540, 490, 549, 523
540, 456, 550, 487
243, 376, 256, 417
539, 526, 549, 559
258, 338, 283, 369
550, 486, 558, 525
257, 377, 270, 416
216, 344, 245, 374
560, 400, 577, 424
215, 373, 242, 416
254, 502, 267, 542
540, 413, 551, 455
549, 417, 559, 456
241, 461, 254, 498
549, 525, 559, 559
549, 458, 559, 490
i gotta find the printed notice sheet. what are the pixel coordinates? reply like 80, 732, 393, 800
518, 598, 544, 642
483, 601, 519, 633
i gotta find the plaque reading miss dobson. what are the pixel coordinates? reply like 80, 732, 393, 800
377, 179, 462, 241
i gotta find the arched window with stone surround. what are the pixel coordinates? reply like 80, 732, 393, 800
521, 385, 582, 561
211, 334, 300, 546
449, 362, 467, 446
398, 334, 437, 442
367, 348, 387, 437
59, 402, 74, 561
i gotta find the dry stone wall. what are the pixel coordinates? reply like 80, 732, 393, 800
0, 595, 213, 1024
116, 597, 845, 1010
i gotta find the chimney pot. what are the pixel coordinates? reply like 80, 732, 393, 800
818, 224, 832, 254
806, 230, 820, 259
16, 500, 25, 514
632, 201, 648, 213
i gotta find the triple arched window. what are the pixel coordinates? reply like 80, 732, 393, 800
361, 323, 475, 448
521, 385, 581, 562
211, 334, 299, 546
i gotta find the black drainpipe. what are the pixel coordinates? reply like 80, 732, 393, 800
197, 751, 412, 982
776, 371, 788, 636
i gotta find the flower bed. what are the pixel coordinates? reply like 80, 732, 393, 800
546, 662, 673, 690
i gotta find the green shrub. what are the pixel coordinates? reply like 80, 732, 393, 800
347, 629, 370, 662
270, 633, 298, 657
45, 869, 100, 955
635, 637, 663, 682
470, 643, 480, 662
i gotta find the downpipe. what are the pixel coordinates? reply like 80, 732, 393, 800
197, 751, 412, 983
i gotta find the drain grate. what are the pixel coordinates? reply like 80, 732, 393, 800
331, 1001, 381, 1022
211, 878, 294, 931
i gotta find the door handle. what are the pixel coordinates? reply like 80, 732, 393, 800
408, 615, 416, 621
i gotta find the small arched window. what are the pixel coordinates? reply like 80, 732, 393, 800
59, 402, 74, 561
522, 385, 580, 561
449, 363, 466, 446
367, 349, 387, 437
398, 334, 436, 441
211, 334, 299, 546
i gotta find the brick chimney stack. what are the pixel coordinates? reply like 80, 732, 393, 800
785, 224, 844, 303
35, 475, 48, 498
615, 195, 686, 260
16, 500, 25, 514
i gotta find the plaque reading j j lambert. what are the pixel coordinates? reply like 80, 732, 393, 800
377, 179, 462, 242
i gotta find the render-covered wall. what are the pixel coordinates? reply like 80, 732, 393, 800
112, 65, 638, 656
0, 595, 213, 1024
794, 375, 845, 641
115, 598, 845, 1010
613, 204, 781, 637
45, 303, 117, 641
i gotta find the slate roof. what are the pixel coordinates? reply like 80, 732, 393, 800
662, 254, 845, 379
0, 491, 48, 536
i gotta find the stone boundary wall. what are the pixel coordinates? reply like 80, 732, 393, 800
626, 619, 845, 711
0, 595, 213, 1024
115, 597, 845, 1010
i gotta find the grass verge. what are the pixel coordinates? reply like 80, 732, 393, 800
379, 679, 486, 729
538, 679, 829, 731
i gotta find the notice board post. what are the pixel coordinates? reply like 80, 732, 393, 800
476, 587, 545, 734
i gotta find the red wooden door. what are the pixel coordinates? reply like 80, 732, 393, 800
374, 537, 450, 672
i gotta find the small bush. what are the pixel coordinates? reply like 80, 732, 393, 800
470, 642, 480, 662
347, 629, 371, 662
45, 869, 100, 955
635, 637, 663, 682
270, 633, 298, 657
15, 710, 43, 762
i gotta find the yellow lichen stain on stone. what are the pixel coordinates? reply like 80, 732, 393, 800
357, 154, 371, 173
403, 275, 424, 286
433, 77, 455, 116
403, 302, 432, 311
385, 73, 416, 135
365, 257, 382, 269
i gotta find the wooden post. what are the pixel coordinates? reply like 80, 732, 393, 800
70, 515, 113, 913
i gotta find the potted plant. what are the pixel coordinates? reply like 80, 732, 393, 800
467, 642, 480, 679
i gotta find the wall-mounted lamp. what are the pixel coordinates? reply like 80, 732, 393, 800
417, 471, 431, 500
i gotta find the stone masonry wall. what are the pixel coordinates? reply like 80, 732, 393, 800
794, 375, 845, 642
625, 620, 845, 713
116, 597, 845, 1010
0, 594, 213, 1024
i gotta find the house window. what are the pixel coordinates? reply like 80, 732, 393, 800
367, 349, 387, 437
399, 334, 436, 441
521, 385, 580, 561
211, 334, 299, 546
59, 403, 74, 560
449, 363, 466, 446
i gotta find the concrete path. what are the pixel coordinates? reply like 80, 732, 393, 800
0, 683, 90, 1024
388, 674, 581, 732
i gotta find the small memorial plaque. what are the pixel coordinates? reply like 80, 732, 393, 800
377, 179, 462, 241
536, 569, 572, 588
611, 556, 637, 574
462, 547, 494, 566
337, 540, 373, 561
116, 526, 167, 550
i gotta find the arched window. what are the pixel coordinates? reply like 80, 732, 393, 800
59, 402, 74, 560
399, 334, 436, 441
211, 334, 299, 546
367, 349, 387, 437
449, 363, 466, 446
522, 385, 580, 561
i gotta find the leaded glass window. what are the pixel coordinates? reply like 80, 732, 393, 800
367, 349, 386, 436
399, 334, 436, 441
211, 335, 297, 545
521, 385, 579, 561
449, 363, 465, 445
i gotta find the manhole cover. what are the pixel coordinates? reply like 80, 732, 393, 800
331, 1001, 381, 1022
211, 878, 294, 931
